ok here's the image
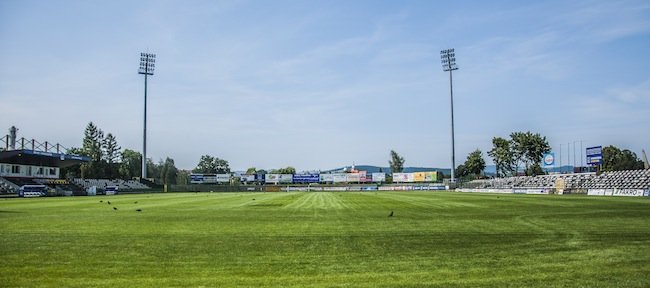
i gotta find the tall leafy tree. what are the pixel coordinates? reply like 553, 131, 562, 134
389, 150, 405, 173
246, 167, 257, 174
464, 149, 486, 178
510, 131, 550, 176
80, 122, 106, 178
159, 157, 178, 185
102, 133, 121, 178
193, 155, 230, 174
488, 137, 516, 177
193, 155, 216, 173
602, 145, 644, 171
176, 170, 191, 185
119, 149, 142, 179
214, 157, 231, 174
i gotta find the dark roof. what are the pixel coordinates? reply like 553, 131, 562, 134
0, 149, 90, 168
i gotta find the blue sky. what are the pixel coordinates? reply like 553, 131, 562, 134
1, 0, 649, 171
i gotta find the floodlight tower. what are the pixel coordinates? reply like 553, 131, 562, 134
138, 52, 155, 180
441, 48, 458, 183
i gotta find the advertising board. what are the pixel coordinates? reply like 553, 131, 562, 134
333, 174, 348, 183
346, 173, 361, 182
190, 174, 204, 184
320, 174, 334, 183
586, 146, 603, 166
371, 173, 385, 182
393, 173, 409, 183
265, 174, 281, 184
293, 174, 320, 183
240, 174, 256, 182
216, 174, 231, 183
543, 152, 555, 167
279, 174, 293, 183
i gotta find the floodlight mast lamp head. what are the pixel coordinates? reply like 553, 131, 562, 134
138, 53, 156, 75
440, 49, 458, 72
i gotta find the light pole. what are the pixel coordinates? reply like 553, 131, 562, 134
138, 52, 155, 180
441, 48, 458, 183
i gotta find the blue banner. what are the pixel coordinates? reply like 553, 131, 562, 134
292, 174, 320, 183
586, 146, 603, 166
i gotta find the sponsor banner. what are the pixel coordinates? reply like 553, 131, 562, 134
346, 173, 361, 182
543, 152, 555, 167
323, 186, 348, 191
645, 190, 650, 197
372, 173, 386, 182
240, 174, 256, 182
320, 174, 334, 183
293, 174, 320, 183
424, 172, 438, 182
604, 189, 614, 196
359, 171, 369, 182
333, 174, 348, 183
526, 188, 550, 195
216, 174, 231, 183
279, 174, 293, 183
190, 174, 204, 184
586, 146, 603, 166
393, 173, 409, 183
265, 174, 281, 184
414, 172, 426, 182
588, 189, 605, 196
613, 189, 645, 197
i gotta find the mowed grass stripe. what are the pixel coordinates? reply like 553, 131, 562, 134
1, 192, 649, 287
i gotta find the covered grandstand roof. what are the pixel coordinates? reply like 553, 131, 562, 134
0, 149, 90, 168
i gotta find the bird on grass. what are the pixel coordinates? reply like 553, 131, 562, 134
388, 211, 394, 217
136, 209, 142, 212
134, 201, 138, 204
107, 201, 111, 205
99, 200, 103, 203
113, 207, 118, 211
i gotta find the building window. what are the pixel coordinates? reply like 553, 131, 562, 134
12, 165, 20, 174
49, 168, 57, 175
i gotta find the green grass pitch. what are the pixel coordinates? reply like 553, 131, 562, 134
1, 191, 649, 287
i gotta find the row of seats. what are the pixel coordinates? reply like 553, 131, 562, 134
463, 169, 649, 190
0, 177, 16, 194
72, 178, 150, 190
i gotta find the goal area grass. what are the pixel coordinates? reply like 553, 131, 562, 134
1, 191, 649, 287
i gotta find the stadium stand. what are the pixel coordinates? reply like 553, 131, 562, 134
460, 169, 650, 193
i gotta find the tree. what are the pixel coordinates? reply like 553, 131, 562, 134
602, 145, 644, 171
214, 157, 230, 174
510, 131, 550, 176
194, 155, 216, 173
389, 150, 405, 173
159, 157, 178, 185
246, 167, 257, 174
464, 149, 486, 178
80, 122, 105, 178
193, 155, 230, 174
119, 149, 142, 179
176, 170, 191, 185
271, 167, 296, 174
102, 133, 121, 179
455, 164, 468, 179
488, 137, 516, 177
